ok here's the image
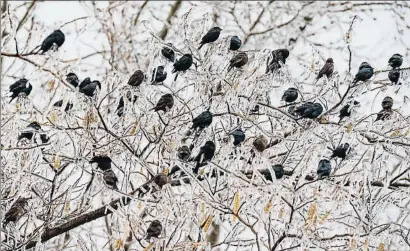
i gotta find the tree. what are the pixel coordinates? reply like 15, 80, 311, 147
1, 1, 410, 251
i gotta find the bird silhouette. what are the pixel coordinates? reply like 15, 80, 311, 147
388, 53, 403, 69
145, 220, 162, 241
172, 54, 193, 81
9, 78, 32, 103
266, 49, 289, 73
198, 27, 222, 50
80, 80, 101, 97
66, 73, 79, 87
253, 135, 268, 152
53, 100, 74, 112
317, 159, 331, 179
295, 102, 323, 120
161, 44, 175, 62
317, 58, 334, 80
228, 52, 248, 72
191, 110, 213, 131
193, 141, 216, 174
229, 36, 242, 51
39, 30, 65, 54
151, 66, 167, 84
152, 94, 174, 113
3, 197, 29, 226
330, 143, 350, 159
18, 122, 49, 144
231, 128, 245, 146
272, 164, 285, 179
338, 101, 359, 124
388, 69, 400, 85
103, 169, 118, 190
127, 70, 145, 87
281, 87, 298, 103
116, 94, 138, 117
90, 156, 112, 171
177, 145, 191, 162
353, 62, 373, 83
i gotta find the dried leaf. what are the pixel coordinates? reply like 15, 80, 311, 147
233, 82, 239, 90
129, 121, 138, 135
113, 239, 123, 250
203, 215, 213, 233
64, 201, 70, 213
350, 237, 357, 250
377, 243, 384, 251
50, 111, 57, 123
47, 80, 55, 91
163, 167, 169, 175
391, 129, 401, 137
143, 242, 154, 251
264, 200, 272, 213
346, 123, 353, 133
363, 239, 369, 251
137, 201, 143, 210
200, 202, 205, 213
233, 192, 240, 221
278, 207, 285, 219
306, 202, 317, 226
54, 155, 61, 169
319, 211, 330, 224
15, 103, 21, 112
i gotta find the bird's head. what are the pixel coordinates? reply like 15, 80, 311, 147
281, 49, 290, 59
342, 143, 350, 150
353, 100, 360, 105
382, 96, 393, 109
90, 155, 112, 164
183, 54, 193, 59
319, 159, 330, 166
28, 121, 41, 130
164, 93, 173, 99
359, 62, 373, 69
288, 87, 298, 92
92, 80, 102, 89
205, 141, 215, 149
392, 53, 403, 58
326, 58, 334, 64
214, 27, 222, 32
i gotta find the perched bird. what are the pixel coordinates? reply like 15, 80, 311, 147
191, 110, 213, 131
272, 164, 285, 179
198, 27, 222, 50
172, 54, 193, 81
116, 94, 138, 117
338, 101, 360, 123
193, 141, 216, 174
250, 105, 260, 115
353, 62, 374, 83
228, 52, 248, 72
229, 36, 242, 51
78, 77, 91, 90
381, 96, 393, 110
317, 58, 334, 80
330, 143, 350, 159
66, 73, 79, 88
177, 145, 191, 161
317, 159, 331, 179
281, 87, 298, 103
253, 135, 268, 152
127, 70, 145, 87
151, 66, 167, 84
375, 109, 393, 122
18, 122, 49, 144
388, 69, 400, 85
266, 49, 290, 73
80, 80, 101, 97
146, 220, 162, 241
90, 156, 112, 171
388, 53, 403, 69
3, 197, 29, 226
53, 100, 74, 112
231, 128, 245, 146
39, 30, 65, 54
161, 44, 175, 62
295, 102, 323, 120
9, 78, 32, 103
152, 94, 174, 113
103, 169, 118, 190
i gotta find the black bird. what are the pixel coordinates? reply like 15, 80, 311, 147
90, 156, 112, 171
177, 145, 191, 162
198, 27, 222, 50
146, 220, 162, 241
353, 62, 374, 83
151, 66, 167, 84
78, 77, 91, 90
330, 143, 350, 159
9, 78, 32, 103
381, 96, 393, 110
228, 52, 248, 72
127, 70, 145, 87
161, 44, 175, 62
39, 30, 65, 54
295, 102, 323, 120
80, 80, 101, 97
272, 164, 285, 179
152, 94, 174, 113
317, 159, 331, 179
338, 101, 360, 123
281, 87, 298, 103
191, 111, 213, 131
388, 53, 403, 69
53, 100, 74, 112
375, 109, 393, 122
250, 105, 260, 115
266, 49, 290, 73
66, 73, 79, 88
172, 54, 193, 81
193, 141, 216, 174
253, 135, 268, 152
388, 69, 400, 85
229, 36, 242, 51
3, 197, 29, 226
317, 58, 334, 80
18, 122, 49, 144
288, 105, 298, 117
103, 169, 118, 190
116, 94, 138, 117
231, 128, 245, 146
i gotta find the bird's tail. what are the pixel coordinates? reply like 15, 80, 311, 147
198, 43, 204, 50
227, 66, 233, 73
174, 73, 179, 81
